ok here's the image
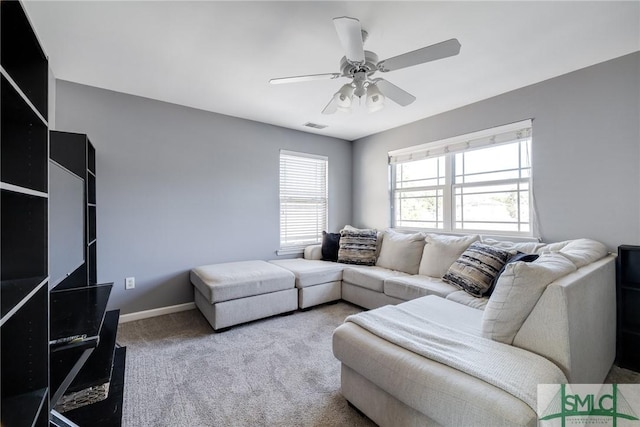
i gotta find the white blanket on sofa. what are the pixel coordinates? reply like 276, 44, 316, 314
345, 305, 567, 411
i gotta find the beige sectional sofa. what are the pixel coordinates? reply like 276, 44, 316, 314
279, 230, 616, 426
192, 229, 615, 426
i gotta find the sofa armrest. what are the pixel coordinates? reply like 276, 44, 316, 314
304, 244, 323, 260
512, 254, 616, 383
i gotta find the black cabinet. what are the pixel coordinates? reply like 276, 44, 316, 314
616, 245, 640, 372
1, 1, 50, 425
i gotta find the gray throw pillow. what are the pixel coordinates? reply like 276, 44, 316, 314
442, 242, 513, 297
337, 226, 378, 266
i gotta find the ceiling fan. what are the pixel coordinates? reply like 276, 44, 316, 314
270, 16, 461, 115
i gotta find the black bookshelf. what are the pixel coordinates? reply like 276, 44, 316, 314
0, 1, 50, 425
616, 245, 640, 372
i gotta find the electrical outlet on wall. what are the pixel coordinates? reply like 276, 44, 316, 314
125, 277, 135, 290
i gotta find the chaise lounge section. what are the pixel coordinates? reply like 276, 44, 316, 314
331, 234, 615, 426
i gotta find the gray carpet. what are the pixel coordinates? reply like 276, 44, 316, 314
117, 302, 375, 427
118, 302, 640, 427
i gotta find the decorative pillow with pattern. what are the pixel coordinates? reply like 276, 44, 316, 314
337, 226, 378, 266
442, 242, 513, 297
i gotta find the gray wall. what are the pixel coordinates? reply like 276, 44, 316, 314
55, 81, 352, 314
352, 52, 640, 250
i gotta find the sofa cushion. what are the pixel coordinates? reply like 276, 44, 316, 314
190, 260, 295, 304
384, 275, 458, 300
388, 295, 485, 336
481, 252, 577, 344
486, 252, 539, 296
343, 266, 408, 292
481, 237, 546, 254
338, 225, 378, 266
560, 239, 608, 268
446, 291, 489, 310
321, 231, 341, 262
375, 230, 425, 274
269, 259, 344, 288
418, 234, 479, 278
442, 242, 513, 297
303, 244, 322, 260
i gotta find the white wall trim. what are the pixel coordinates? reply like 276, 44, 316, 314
119, 302, 195, 323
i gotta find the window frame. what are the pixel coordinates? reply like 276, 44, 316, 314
278, 150, 328, 254
389, 120, 534, 237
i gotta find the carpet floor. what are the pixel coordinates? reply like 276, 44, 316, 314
117, 302, 375, 427
118, 301, 640, 427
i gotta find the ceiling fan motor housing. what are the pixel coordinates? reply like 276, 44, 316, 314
340, 51, 379, 79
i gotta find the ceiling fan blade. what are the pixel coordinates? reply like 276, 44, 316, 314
378, 38, 461, 72
333, 17, 365, 64
376, 79, 416, 106
270, 73, 342, 85
321, 96, 338, 115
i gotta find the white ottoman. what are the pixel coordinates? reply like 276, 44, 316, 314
269, 259, 343, 309
190, 260, 297, 330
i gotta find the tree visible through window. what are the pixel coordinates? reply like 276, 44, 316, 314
390, 121, 533, 235
279, 150, 328, 251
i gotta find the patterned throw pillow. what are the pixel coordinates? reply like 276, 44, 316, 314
337, 226, 378, 266
443, 242, 513, 297
321, 231, 341, 262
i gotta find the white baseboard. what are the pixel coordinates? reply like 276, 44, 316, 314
119, 302, 196, 323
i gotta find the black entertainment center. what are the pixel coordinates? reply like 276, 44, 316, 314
49, 130, 126, 427
1, 2, 125, 425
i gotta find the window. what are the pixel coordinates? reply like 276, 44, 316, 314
279, 150, 328, 252
390, 120, 533, 235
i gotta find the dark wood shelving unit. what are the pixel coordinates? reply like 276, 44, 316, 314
49, 130, 124, 426
1, 0, 50, 425
2, 3, 125, 425
616, 245, 640, 372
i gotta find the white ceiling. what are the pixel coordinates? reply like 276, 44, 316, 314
24, 1, 640, 141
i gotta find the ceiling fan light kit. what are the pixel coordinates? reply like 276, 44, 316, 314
366, 82, 385, 112
271, 16, 461, 116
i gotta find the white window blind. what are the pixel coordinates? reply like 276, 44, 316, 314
390, 120, 535, 236
389, 120, 533, 164
279, 150, 328, 251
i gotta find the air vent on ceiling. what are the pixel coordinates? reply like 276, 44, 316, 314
303, 122, 328, 130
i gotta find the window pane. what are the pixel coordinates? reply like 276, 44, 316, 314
396, 157, 445, 188
455, 143, 525, 183
454, 181, 529, 232
395, 189, 444, 229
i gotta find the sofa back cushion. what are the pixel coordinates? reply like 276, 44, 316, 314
539, 238, 608, 268
337, 225, 378, 266
481, 237, 546, 254
376, 230, 426, 274
481, 252, 577, 344
418, 234, 479, 278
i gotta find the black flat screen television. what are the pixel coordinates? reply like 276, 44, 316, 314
49, 159, 85, 289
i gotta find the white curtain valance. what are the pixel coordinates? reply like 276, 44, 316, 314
388, 119, 533, 164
